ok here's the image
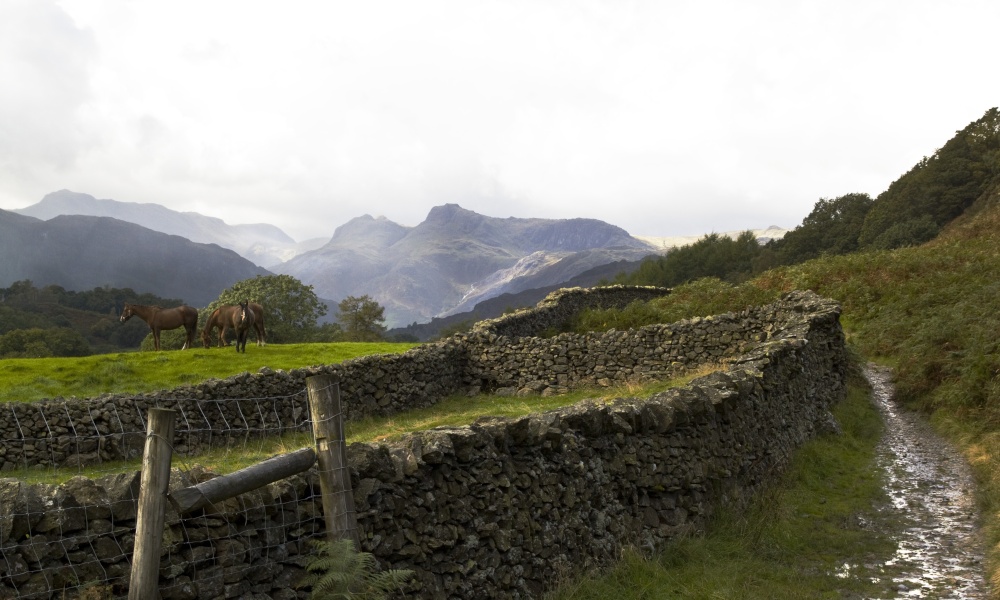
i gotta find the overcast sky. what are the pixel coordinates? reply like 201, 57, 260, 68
1, 1, 998, 242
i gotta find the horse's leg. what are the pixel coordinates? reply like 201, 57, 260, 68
153, 328, 160, 351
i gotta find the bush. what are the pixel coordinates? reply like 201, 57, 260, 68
297, 538, 413, 600
0, 327, 91, 358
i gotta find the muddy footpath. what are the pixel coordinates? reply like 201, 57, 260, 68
861, 364, 990, 598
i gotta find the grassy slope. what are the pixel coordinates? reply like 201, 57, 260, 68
0, 342, 418, 403
548, 380, 899, 600
634, 188, 1000, 595
556, 187, 1000, 597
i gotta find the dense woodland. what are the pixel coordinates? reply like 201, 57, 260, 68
2, 108, 997, 357
0, 282, 181, 356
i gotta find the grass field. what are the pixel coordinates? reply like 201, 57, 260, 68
0, 341, 418, 403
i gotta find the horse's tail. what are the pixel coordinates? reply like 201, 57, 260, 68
246, 302, 265, 345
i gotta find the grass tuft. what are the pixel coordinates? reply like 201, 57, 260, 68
546, 380, 904, 600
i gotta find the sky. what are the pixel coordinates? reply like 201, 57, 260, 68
1, 1, 998, 243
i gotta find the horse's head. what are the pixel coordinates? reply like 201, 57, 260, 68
120, 304, 134, 323
238, 301, 250, 324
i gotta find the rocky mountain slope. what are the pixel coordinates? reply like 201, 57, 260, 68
274, 204, 657, 327
14, 190, 323, 268
0, 209, 270, 307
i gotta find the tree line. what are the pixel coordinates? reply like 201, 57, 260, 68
618, 107, 1000, 288
0, 274, 391, 357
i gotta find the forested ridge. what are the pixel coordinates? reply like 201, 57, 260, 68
619, 107, 1000, 288
0, 282, 184, 356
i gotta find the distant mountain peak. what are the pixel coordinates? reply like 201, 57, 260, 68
328, 214, 410, 248
276, 205, 655, 327
15, 190, 307, 268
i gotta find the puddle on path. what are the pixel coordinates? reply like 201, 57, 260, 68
865, 364, 989, 598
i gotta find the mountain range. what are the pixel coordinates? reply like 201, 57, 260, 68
273, 204, 657, 326
3, 191, 783, 328
0, 208, 270, 307
14, 190, 325, 268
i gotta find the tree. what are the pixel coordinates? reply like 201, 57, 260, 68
769, 193, 874, 263
0, 327, 90, 358
208, 275, 327, 343
868, 215, 939, 250
336, 295, 386, 342
621, 231, 763, 288
859, 107, 1000, 248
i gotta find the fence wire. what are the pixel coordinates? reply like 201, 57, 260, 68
0, 387, 352, 600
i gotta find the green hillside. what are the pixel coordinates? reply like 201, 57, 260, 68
577, 109, 1000, 587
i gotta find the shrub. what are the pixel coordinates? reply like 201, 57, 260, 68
297, 538, 413, 600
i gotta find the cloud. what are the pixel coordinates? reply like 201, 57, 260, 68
0, 1, 96, 182
0, 1, 998, 241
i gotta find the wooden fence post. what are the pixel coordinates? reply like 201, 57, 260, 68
306, 374, 360, 547
129, 407, 176, 599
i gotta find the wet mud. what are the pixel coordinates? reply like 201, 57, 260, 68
865, 364, 990, 598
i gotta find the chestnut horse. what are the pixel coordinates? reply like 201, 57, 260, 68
230, 301, 256, 353
201, 302, 266, 348
120, 303, 198, 351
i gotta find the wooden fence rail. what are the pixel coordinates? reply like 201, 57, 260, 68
128, 374, 358, 595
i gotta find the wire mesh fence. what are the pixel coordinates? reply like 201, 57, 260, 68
0, 382, 353, 600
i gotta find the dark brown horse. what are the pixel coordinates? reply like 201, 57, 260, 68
120, 303, 199, 351
201, 302, 266, 348
229, 301, 256, 353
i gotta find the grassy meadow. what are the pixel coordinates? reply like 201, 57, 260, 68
0, 342, 418, 403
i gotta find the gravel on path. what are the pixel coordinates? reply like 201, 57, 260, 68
865, 364, 990, 598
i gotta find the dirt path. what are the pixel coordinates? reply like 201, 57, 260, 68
865, 364, 990, 598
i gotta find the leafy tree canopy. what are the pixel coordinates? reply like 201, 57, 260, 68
859, 107, 1000, 249
207, 274, 327, 343
335, 295, 387, 342
620, 231, 762, 288
0, 327, 90, 358
768, 193, 874, 263
0, 280, 183, 354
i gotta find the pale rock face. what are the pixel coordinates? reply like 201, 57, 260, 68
274, 204, 657, 327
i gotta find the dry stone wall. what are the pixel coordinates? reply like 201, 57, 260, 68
471, 285, 673, 339
0, 288, 849, 599
0, 342, 470, 470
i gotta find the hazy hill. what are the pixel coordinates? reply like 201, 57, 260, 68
14, 190, 323, 268
387, 257, 646, 341
0, 210, 271, 307
275, 203, 656, 327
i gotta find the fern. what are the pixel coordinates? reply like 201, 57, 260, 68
298, 538, 413, 600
